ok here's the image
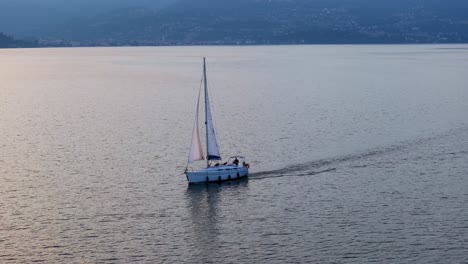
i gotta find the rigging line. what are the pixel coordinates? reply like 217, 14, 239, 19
208, 72, 240, 157
232, 143, 240, 154
209, 76, 237, 156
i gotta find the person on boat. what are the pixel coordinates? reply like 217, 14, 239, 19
233, 157, 239, 167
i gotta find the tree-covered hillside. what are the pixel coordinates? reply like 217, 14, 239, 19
0, 32, 37, 48
48, 0, 468, 45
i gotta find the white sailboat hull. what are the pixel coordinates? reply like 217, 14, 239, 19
186, 165, 248, 184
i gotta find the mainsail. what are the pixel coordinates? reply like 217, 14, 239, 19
203, 58, 221, 161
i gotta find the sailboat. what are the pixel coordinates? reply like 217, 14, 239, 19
185, 58, 250, 184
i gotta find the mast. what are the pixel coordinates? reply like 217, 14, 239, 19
203, 57, 209, 168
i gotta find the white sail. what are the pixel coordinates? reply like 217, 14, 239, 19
203, 58, 221, 161
188, 86, 204, 163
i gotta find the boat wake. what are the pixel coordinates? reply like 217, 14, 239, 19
249, 143, 410, 180
249, 127, 467, 181
250, 167, 336, 180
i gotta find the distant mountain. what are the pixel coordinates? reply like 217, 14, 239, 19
2, 0, 468, 46
0, 0, 176, 37
0, 32, 37, 48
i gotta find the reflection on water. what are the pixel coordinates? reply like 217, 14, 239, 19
185, 180, 249, 263
186, 184, 222, 259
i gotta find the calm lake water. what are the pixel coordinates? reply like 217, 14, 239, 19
1, 45, 467, 263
